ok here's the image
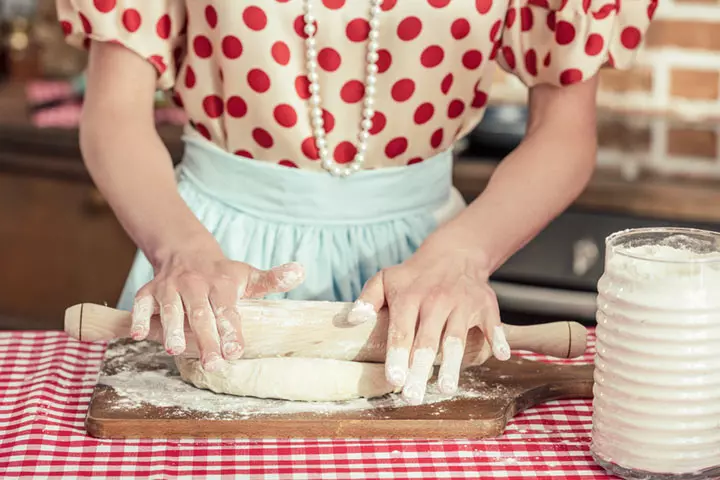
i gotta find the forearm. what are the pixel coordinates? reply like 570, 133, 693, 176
422, 79, 599, 274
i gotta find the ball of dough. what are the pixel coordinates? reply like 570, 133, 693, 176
175, 356, 399, 402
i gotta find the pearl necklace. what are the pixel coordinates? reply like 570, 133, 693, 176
302, 0, 382, 177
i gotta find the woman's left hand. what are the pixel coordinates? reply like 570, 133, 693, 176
348, 243, 511, 405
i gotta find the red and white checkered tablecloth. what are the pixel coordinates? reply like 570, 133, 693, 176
0, 330, 612, 479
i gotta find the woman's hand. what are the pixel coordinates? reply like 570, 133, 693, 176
350, 242, 510, 405
129, 240, 305, 371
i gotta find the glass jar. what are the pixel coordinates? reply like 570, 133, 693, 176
592, 227, 720, 479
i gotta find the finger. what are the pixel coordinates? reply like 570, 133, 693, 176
245, 262, 305, 298
157, 288, 185, 356
347, 273, 384, 325
130, 291, 156, 340
437, 307, 470, 395
180, 285, 224, 371
480, 293, 510, 361
385, 294, 420, 388
209, 283, 244, 360
402, 297, 452, 405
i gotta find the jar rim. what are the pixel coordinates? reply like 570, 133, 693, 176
606, 227, 720, 264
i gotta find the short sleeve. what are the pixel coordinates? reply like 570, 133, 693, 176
496, 0, 657, 87
56, 0, 187, 90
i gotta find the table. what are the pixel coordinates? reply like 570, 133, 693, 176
0, 331, 611, 479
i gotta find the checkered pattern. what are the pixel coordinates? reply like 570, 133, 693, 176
25, 81, 186, 129
0, 331, 610, 479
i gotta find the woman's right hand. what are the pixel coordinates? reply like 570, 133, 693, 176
128, 243, 305, 371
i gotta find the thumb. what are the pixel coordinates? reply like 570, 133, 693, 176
245, 262, 305, 298
347, 272, 386, 325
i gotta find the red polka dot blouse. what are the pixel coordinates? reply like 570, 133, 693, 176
57, 0, 657, 170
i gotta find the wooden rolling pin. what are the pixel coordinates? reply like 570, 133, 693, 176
65, 300, 587, 365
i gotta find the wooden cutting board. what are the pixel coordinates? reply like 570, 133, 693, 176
86, 339, 594, 439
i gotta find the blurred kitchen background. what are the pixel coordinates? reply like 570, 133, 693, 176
1, 0, 719, 330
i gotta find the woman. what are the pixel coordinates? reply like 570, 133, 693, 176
57, 0, 654, 404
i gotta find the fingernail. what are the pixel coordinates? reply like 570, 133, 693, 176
401, 348, 435, 406
166, 330, 185, 355
492, 325, 511, 361
347, 300, 376, 325
202, 352, 225, 372
217, 317, 235, 340
386, 347, 409, 386
222, 341, 242, 358
438, 336, 463, 394
130, 325, 147, 341
438, 375, 458, 395
276, 262, 305, 290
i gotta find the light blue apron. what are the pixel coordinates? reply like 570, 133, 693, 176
117, 135, 464, 310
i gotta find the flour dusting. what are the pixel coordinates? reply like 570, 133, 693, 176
98, 340, 510, 420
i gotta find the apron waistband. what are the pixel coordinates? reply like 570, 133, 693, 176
178, 136, 454, 225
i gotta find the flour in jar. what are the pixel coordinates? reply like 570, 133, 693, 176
593, 232, 720, 475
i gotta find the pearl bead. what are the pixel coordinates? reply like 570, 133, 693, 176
362, 108, 374, 119
361, 119, 372, 130
322, 158, 333, 169
367, 52, 379, 63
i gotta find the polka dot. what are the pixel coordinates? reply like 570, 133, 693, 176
148, 56, 166, 74
489, 20, 502, 42
546, 11, 557, 31
594, 4, 615, 20
441, 73, 454, 94
202, 95, 224, 119
322, 0, 345, 8
60, 21, 72, 36
502, 47, 516, 69
471, 90, 488, 108
193, 36, 213, 58
341, 80, 365, 103
382, 0, 397, 10
397, 17, 422, 41
519, 7, 533, 31
122, 9, 141, 32
93, 0, 116, 13
227, 96, 248, 118
222, 36, 243, 59
323, 110, 336, 132
318, 48, 342, 72
447, 99, 465, 119
428, 0, 451, 7
272, 41, 290, 65
555, 21, 576, 45
302, 137, 320, 160
431, 128, 444, 148
505, 8, 516, 28
171, 91, 183, 108
294, 15, 318, 39
475, 0, 492, 14
489, 41, 500, 60
543, 52, 552, 67
606, 52, 616, 67
205, 5, 218, 28
252, 128, 274, 149
560, 68, 583, 85
334, 142, 357, 164
462, 50, 483, 69
295, 76, 311, 99
279, 160, 298, 168
391, 79, 416, 102
194, 123, 211, 140
80, 13, 92, 34
525, 49, 538, 76
156, 14, 171, 39
621, 27, 642, 49
414, 103, 435, 124
234, 150, 253, 158
377, 49, 392, 73
184, 66, 196, 88
370, 112, 386, 134
585, 34, 605, 56
451, 19, 471, 40
407, 157, 423, 165
421, 46, 445, 68
244, 6, 267, 31
648, 2, 658, 19
583, 0, 592, 13
248, 69, 271, 93
347, 18, 370, 42
385, 138, 408, 158
273, 104, 298, 127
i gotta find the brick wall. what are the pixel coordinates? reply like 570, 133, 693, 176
490, 0, 720, 179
